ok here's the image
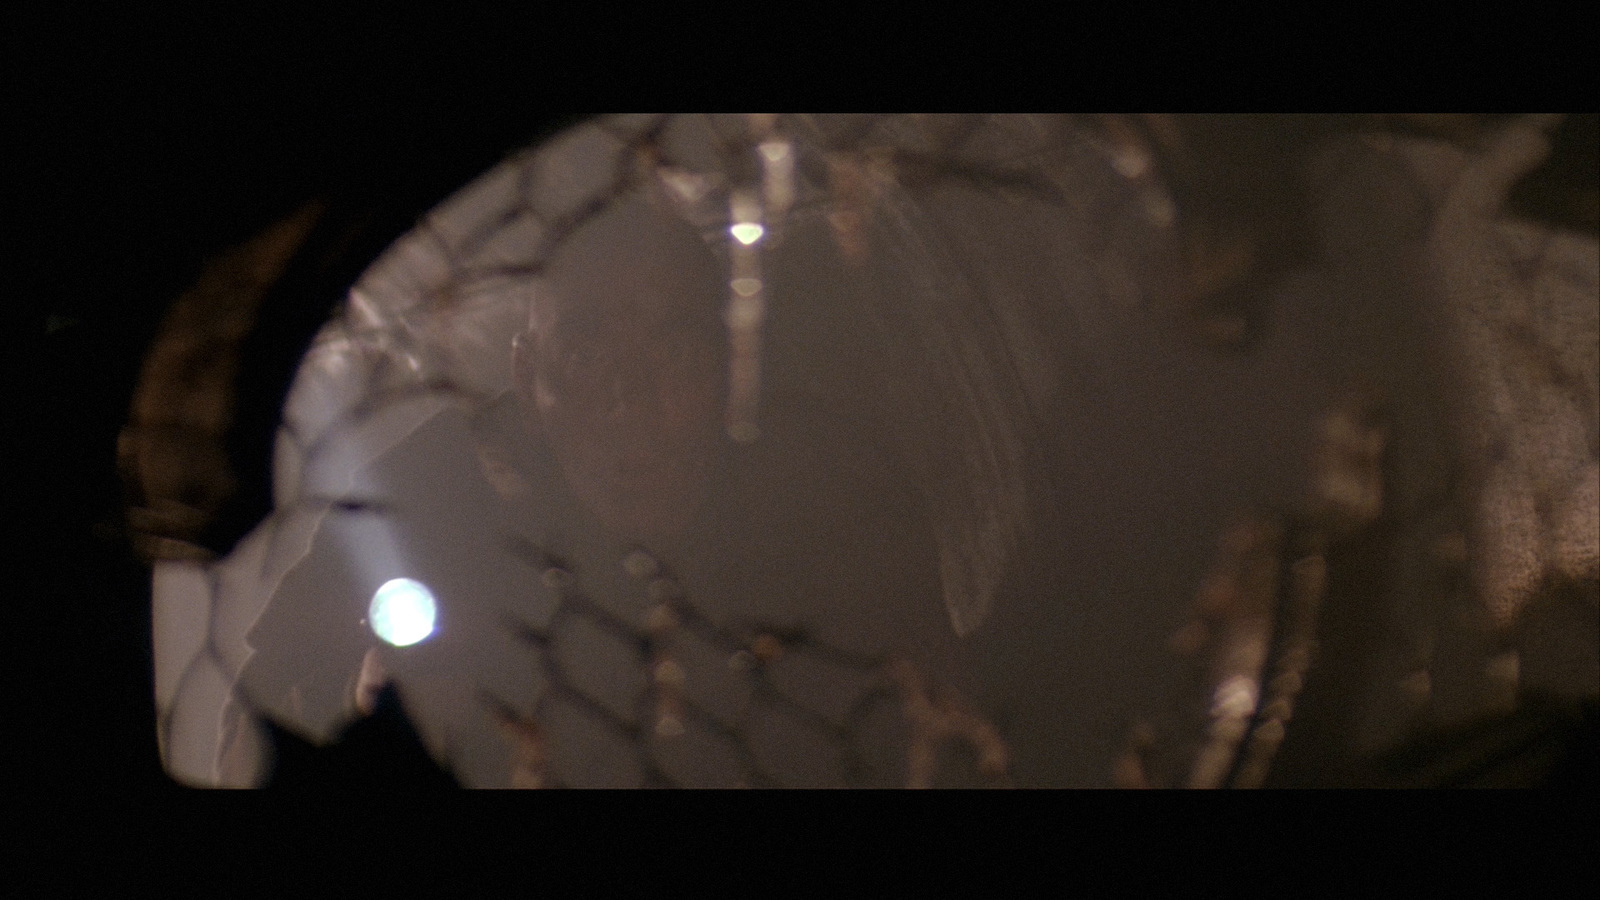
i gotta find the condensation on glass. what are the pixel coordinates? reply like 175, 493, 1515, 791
148, 115, 1598, 788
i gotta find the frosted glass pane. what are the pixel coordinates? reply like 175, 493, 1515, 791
151, 115, 1598, 788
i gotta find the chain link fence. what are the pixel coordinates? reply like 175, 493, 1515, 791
129, 115, 1597, 787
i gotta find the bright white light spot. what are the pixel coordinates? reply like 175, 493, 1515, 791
730, 222, 764, 245
369, 578, 437, 647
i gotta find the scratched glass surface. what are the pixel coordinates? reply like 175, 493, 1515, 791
144, 115, 1597, 787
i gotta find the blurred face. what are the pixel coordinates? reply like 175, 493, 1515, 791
515, 203, 728, 544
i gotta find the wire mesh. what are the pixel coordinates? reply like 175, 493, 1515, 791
138, 114, 1597, 788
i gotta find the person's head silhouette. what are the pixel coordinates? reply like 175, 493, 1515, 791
512, 198, 729, 546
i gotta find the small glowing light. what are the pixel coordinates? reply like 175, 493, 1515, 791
725, 295, 765, 329
1112, 148, 1150, 179
1142, 189, 1176, 228
1400, 670, 1431, 702
1211, 675, 1259, 720
1485, 651, 1519, 687
730, 222, 765, 245
1254, 719, 1286, 744
623, 549, 659, 580
647, 603, 678, 633
369, 578, 437, 647
659, 168, 709, 204
750, 633, 783, 662
731, 277, 762, 297
541, 567, 574, 591
653, 659, 686, 687
1268, 671, 1303, 697
647, 577, 680, 603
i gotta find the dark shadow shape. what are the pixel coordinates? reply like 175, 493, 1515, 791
262, 684, 460, 790
1359, 694, 1598, 789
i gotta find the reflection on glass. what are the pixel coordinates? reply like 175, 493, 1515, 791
144, 114, 1597, 788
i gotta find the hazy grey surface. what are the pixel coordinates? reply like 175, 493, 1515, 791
154, 116, 1597, 787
